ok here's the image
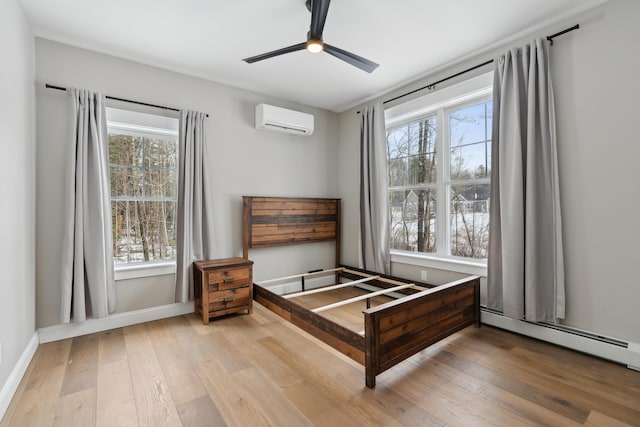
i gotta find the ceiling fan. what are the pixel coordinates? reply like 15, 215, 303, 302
242, 0, 379, 73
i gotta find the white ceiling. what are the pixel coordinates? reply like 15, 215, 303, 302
21, 0, 606, 112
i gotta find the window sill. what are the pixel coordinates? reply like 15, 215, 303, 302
114, 262, 176, 281
391, 251, 487, 277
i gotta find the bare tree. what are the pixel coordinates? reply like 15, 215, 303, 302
387, 117, 437, 253
108, 133, 177, 263
416, 119, 436, 252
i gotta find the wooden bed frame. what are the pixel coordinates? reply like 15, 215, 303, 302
242, 196, 480, 388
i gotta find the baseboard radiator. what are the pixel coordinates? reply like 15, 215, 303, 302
481, 307, 640, 371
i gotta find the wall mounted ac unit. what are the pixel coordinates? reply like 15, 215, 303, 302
255, 103, 314, 136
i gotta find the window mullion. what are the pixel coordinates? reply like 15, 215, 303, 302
436, 108, 448, 257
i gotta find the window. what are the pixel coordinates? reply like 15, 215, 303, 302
386, 73, 492, 261
106, 108, 179, 265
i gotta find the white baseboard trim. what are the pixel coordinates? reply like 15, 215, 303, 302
39, 302, 193, 344
0, 332, 39, 423
481, 310, 640, 370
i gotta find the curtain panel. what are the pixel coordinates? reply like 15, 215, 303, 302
60, 88, 116, 323
359, 102, 390, 274
175, 110, 216, 303
487, 39, 565, 323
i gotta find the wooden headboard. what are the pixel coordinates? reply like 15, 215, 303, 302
242, 196, 341, 267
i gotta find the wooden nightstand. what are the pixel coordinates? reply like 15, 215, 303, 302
193, 257, 254, 324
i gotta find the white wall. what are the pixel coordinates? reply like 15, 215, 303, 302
0, 0, 36, 395
113, 275, 176, 314
35, 39, 339, 328
338, 0, 640, 343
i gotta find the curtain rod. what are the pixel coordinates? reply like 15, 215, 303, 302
358, 24, 579, 112
44, 84, 209, 117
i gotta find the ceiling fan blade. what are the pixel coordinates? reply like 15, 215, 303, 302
243, 42, 307, 63
323, 43, 379, 73
310, 0, 331, 39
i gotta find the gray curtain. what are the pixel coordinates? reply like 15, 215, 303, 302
60, 88, 116, 323
487, 39, 565, 323
360, 102, 390, 274
175, 110, 216, 303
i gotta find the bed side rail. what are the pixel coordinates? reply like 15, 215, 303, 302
254, 283, 366, 364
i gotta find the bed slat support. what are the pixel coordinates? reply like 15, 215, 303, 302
256, 267, 344, 285
312, 284, 413, 313
283, 275, 379, 299
342, 268, 429, 291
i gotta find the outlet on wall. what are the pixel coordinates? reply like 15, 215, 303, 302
420, 270, 428, 281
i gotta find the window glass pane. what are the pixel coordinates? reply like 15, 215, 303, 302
486, 100, 493, 134
407, 122, 420, 156
389, 189, 436, 253
112, 200, 177, 264
408, 117, 436, 156
408, 153, 436, 185
144, 137, 177, 169
450, 100, 492, 181
451, 142, 490, 180
388, 157, 408, 187
391, 116, 437, 187
450, 184, 490, 259
146, 167, 177, 199
110, 166, 143, 198
387, 127, 408, 160
109, 134, 143, 166
450, 103, 488, 147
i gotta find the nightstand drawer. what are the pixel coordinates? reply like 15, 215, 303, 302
208, 267, 251, 290
208, 287, 251, 312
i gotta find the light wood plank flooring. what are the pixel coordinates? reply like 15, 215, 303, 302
2, 302, 639, 426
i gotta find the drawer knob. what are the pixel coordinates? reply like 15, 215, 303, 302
223, 278, 236, 283
224, 296, 236, 302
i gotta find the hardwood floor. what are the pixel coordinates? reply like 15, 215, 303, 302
2, 302, 639, 426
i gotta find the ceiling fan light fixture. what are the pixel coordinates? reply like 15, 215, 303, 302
306, 39, 324, 53
243, 0, 378, 73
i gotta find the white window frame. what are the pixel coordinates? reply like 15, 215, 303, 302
106, 107, 179, 277
385, 72, 493, 275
